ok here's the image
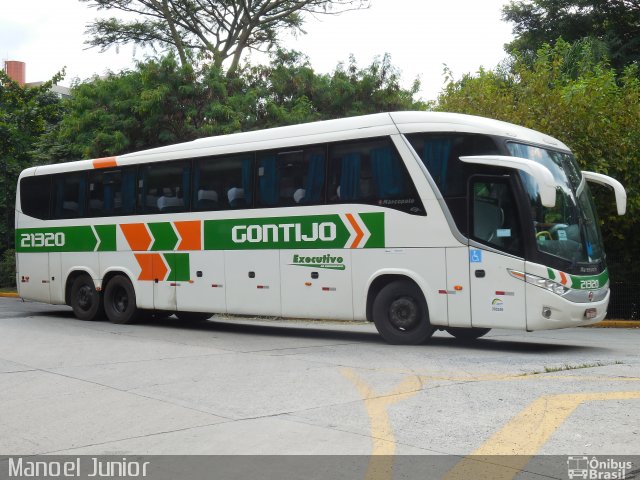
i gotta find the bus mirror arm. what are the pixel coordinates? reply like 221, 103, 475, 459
459, 155, 557, 208
582, 171, 627, 215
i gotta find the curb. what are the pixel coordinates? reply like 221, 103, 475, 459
0, 292, 19, 298
582, 320, 640, 328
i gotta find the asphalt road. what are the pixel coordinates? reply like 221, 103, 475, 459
1, 297, 639, 463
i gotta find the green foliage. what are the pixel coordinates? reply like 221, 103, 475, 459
40, 51, 424, 160
0, 71, 65, 250
0, 249, 15, 289
503, 0, 640, 71
437, 40, 640, 279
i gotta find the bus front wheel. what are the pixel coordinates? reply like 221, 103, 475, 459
104, 275, 140, 324
70, 273, 103, 321
372, 280, 434, 345
446, 327, 491, 341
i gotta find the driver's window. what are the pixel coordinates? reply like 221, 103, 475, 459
471, 179, 523, 256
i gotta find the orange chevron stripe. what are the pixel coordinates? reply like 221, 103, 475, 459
121, 223, 152, 251
134, 253, 167, 281
346, 213, 364, 249
92, 157, 117, 169
134, 253, 154, 281
559, 271, 568, 286
175, 221, 201, 251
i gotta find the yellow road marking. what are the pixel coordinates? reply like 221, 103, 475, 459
444, 390, 640, 480
341, 368, 423, 480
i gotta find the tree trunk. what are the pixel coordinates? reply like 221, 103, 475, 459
160, 0, 188, 66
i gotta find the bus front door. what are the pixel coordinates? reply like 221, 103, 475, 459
467, 176, 526, 330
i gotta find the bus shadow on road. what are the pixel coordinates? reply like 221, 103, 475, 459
140, 315, 604, 354
33, 308, 608, 353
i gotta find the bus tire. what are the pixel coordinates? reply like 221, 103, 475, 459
104, 275, 140, 324
175, 312, 212, 323
446, 327, 491, 341
372, 280, 434, 345
70, 273, 103, 321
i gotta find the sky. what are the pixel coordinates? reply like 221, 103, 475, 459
1, 0, 514, 102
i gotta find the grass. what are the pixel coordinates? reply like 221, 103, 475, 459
542, 360, 624, 373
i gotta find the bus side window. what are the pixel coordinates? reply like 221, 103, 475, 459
193, 155, 253, 211
256, 148, 325, 208
139, 160, 191, 214
407, 133, 501, 231
20, 175, 52, 220
87, 169, 136, 217
52, 172, 87, 219
327, 138, 423, 214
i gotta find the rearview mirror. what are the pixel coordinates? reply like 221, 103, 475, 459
459, 155, 558, 208
582, 171, 627, 215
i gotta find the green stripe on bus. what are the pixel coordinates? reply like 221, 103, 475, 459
360, 212, 385, 248
95, 225, 116, 252
164, 253, 190, 281
15, 226, 116, 252
203, 213, 384, 250
148, 222, 178, 251
547, 268, 556, 280
569, 269, 609, 290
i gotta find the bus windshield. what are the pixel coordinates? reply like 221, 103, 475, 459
507, 143, 604, 265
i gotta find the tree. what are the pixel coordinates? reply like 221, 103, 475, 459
40, 50, 423, 160
502, 0, 640, 70
37, 56, 247, 160
0, 71, 65, 251
81, 0, 369, 74
436, 40, 640, 281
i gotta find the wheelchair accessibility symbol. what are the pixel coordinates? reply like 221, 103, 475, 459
470, 249, 483, 263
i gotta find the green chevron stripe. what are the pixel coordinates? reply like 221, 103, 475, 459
163, 253, 190, 281
94, 225, 116, 252
148, 222, 178, 251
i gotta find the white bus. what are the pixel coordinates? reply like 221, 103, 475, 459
15, 112, 627, 344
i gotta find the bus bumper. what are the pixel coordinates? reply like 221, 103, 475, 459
526, 286, 609, 331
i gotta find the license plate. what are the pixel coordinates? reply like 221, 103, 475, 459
584, 308, 597, 319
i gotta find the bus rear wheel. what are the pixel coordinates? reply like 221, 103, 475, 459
70, 273, 103, 321
446, 327, 491, 341
372, 280, 434, 345
104, 275, 139, 324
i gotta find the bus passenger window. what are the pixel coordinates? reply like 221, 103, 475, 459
193, 155, 253, 211
327, 138, 423, 214
52, 172, 87, 219
20, 175, 51, 220
139, 160, 190, 214
87, 169, 136, 217
256, 148, 325, 208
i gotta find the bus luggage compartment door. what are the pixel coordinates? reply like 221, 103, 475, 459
16, 253, 50, 303
225, 250, 281, 316
280, 249, 353, 320
177, 251, 226, 314
154, 253, 176, 311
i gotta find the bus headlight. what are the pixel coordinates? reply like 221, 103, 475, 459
508, 269, 569, 296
